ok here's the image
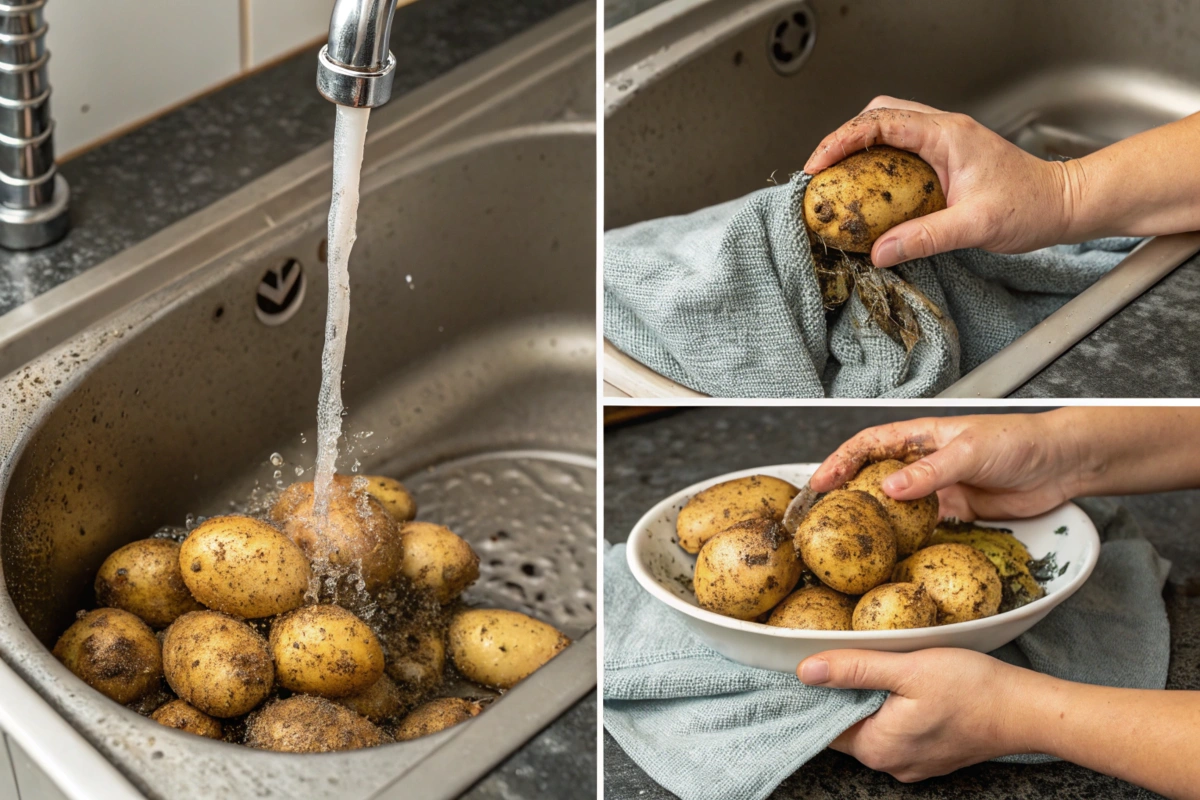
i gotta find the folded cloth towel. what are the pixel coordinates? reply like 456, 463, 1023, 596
603, 174, 1139, 397
603, 499, 1171, 800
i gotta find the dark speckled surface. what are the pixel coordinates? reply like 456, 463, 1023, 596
603, 406, 1199, 799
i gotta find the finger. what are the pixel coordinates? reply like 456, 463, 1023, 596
804, 107, 943, 174
881, 439, 982, 501
809, 421, 940, 492
862, 95, 942, 115
829, 717, 867, 755
870, 204, 981, 267
934, 485, 977, 521
797, 649, 916, 694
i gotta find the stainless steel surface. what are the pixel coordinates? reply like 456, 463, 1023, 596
317, 0, 399, 107
0, 6, 595, 799
604, 0, 1200, 397
0, 0, 65, 250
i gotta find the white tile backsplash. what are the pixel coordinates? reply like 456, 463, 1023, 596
246, 0, 333, 68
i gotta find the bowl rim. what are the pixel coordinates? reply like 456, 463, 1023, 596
625, 462, 1102, 642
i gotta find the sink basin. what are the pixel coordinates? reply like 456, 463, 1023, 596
0, 5, 596, 799
603, 0, 1200, 397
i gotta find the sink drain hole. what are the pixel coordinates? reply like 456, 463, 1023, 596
768, 3, 816, 75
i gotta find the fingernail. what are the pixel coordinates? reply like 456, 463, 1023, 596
799, 659, 830, 685
883, 470, 912, 493
874, 237, 905, 267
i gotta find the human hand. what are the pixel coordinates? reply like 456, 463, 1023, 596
804, 97, 1075, 267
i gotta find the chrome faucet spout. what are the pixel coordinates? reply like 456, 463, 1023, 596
317, 0, 398, 109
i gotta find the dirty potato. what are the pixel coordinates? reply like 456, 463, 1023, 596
162, 610, 274, 717
893, 543, 1002, 625
270, 476, 402, 592
794, 489, 897, 595
398, 521, 480, 603
94, 538, 203, 628
693, 517, 803, 620
803, 146, 947, 254
362, 475, 418, 522
150, 699, 223, 739
383, 623, 446, 694
270, 604, 385, 697
675, 475, 800, 554
179, 515, 311, 619
53, 608, 163, 704
852, 582, 937, 631
393, 697, 483, 741
845, 460, 939, 556
448, 608, 570, 690
245, 695, 391, 753
335, 674, 406, 724
766, 584, 856, 630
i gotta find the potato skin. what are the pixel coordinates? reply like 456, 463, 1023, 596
766, 585, 855, 630
676, 475, 799, 554
693, 517, 803, 620
162, 610, 274, 718
382, 623, 446, 693
893, 543, 1002, 625
393, 697, 483, 741
448, 609, 570, 690
794, 490, 897, 595
245, 695, 391, 753
179, 515, 311, 619
95, 538, 203, 628
362, 475, 417, 522
398, 521, 480, 603
53, 608, 163, 705
335, 674, 406, 723
150, 699, 223, 739
803, 146, 947, 254
845, 460, 939, 556
270, 605, 385, 697
852, 582, 937, 631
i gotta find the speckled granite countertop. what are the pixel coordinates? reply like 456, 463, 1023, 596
0, 1, 595, 797
604, 406, 1199, 800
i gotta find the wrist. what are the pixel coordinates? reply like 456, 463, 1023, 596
1035, 409, 1093, 500
1004, 670, 1073, 758
1053, 158, 1095, 243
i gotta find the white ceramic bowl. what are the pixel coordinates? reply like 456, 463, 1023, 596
626, 463, 1101, 672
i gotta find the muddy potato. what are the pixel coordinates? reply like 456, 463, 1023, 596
245, 695, 391, 753
335, 674, 406, 723
675, 475, 800, 554
53, 608, 163, 704
270, 475, 402, 592
694, 517, 803, 620
94, 538, 203, 628
270, 604, 385, 697
852, 582, 937, 631
150, 699, 223, 739
803, 146, 947, 254
362, 475, 417, 522
398, 521, 480, 603
794, 489, 897, 595
845, 460, 939, 556
393, 697, 483, 741
766, 585, 856, 630
179, 515, 311, 619
383, 624, 446, 693
449, 608, 570, 690
893, 543, 1002, 625
162, 610, 274, 717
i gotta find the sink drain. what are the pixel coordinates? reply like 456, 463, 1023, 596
767, 3, 816, 75
255, 258, 306, 326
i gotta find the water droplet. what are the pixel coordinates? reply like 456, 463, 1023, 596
294, 466, 304, 476
405, 274, 415, 290
269, 452, 283, 466
273, 469, 282, 479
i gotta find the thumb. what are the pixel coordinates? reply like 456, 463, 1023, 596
880, 442, 975, 501
798, 649, 915, 693
870, 204, 978, 267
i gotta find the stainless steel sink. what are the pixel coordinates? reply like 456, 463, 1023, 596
603, 0, 1200, 397
0, 5, 596, 799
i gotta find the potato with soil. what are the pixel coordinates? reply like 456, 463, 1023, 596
53, 608, 163, 704
245, 695, 391, 753
179, 515, 311, 619
693, 517, 803, 620
94, 538, 203, 628
803, 146, 946, 254
794, 489, 897, 595
335, 674, 406, 724
162, 610, 274, 717
893, 543, 1002, 625
448, 608, 570, 690
394, 697, 483, 741
270, 475, 402, 592
270, 604, 385, 698
150, 699, 223, 739
676, 475, 800, 554
766, 585, 856, 630
845, 460, 939, 556
383, 623, 446, 694
363, 475, 418, 522
398, 521, 480, 603
852, 582, 937, 631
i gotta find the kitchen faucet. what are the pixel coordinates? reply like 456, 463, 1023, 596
317, 0, 398, 109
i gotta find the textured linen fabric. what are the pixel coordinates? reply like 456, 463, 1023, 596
604, 175, 1138, 397
603, 499, 1171, 800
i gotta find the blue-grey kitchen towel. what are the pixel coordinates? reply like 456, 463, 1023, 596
603, 499, 1171, 800
603, 174, 1139, 397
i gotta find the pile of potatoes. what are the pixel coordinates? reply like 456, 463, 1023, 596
54, 473, 570, 752
681, 462, 1014, 631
